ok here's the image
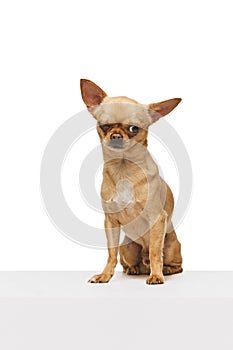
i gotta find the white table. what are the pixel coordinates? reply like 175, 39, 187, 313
0, 271, 233, 349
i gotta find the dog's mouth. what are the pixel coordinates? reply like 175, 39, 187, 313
104, 138, 136, 151
107, 139, 125, 149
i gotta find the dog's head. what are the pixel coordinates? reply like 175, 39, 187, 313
80, 79, 181, 151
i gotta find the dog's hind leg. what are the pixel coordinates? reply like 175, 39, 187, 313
163, 228, 183, 275
119, 236, 142, 275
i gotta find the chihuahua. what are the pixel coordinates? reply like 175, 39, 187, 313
80, 79, 182, 284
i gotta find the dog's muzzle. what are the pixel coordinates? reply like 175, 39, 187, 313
109, 132, 124, 149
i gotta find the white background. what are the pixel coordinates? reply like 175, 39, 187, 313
0, 0, 232, 271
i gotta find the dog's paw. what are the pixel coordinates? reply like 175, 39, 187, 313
146, 274, 165, 285
163, 266, 173, 275
88, 273, 112, 283
126, 266, 140, 275
163, 265, 183, 275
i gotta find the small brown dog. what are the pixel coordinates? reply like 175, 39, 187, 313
80, 79, 183, 284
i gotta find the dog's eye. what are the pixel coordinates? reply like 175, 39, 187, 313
99, 124, 111, 132
128, 125, 139, 134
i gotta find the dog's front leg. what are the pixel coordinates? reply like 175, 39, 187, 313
146, 210, 167, 285
88, 215, 120, 283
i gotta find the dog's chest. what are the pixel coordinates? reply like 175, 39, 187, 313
105, 179, 135, 210
101, 160, 151, 221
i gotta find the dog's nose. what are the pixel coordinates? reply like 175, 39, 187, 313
110, 132, 123, 140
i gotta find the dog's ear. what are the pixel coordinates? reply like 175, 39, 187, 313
80, 79, 107, 109
148, 98, 181, 123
